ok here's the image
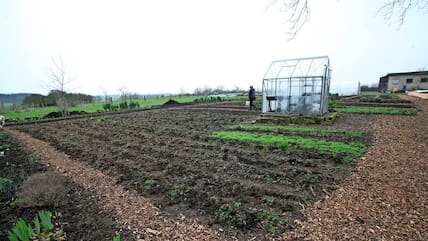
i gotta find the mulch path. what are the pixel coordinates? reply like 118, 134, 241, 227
284, 95, 427, 240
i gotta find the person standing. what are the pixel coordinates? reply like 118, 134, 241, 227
248, 86, 256, 110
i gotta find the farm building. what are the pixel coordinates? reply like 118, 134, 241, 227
378, 71, 428, 93
262, 56, 331, 115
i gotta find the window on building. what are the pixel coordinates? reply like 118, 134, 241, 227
421, 77, 428, 83
406, 78, 413, 83
391, 79, 400, 85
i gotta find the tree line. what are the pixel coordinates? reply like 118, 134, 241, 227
22, 91, 94, 108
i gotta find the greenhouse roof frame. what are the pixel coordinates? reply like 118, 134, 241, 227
263, 56, 330, 81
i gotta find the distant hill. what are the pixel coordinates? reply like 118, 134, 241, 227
0, 93, 33, 104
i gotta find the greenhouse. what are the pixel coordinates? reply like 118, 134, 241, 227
262, 56, 331, 115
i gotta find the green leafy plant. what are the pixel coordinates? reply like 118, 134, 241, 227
0, 143, 11, 151
9, 198, 22, 208
217, 201, 256, 228
263, 196, 275, 206
113, 232, 121, 241
0, 177, 13, 192
218, 202, 242, 224
8, 210, 65, 241
169, 184, 188, 199
144, 178, 156, 188
258, 209, 285, 234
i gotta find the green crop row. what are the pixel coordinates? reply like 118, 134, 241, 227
231, 125, 363, 137
334, 106, 417, 115
211, 131, 367, 157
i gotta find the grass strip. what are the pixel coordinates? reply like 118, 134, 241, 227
334, 106, 417, 115
231, 125, 363, 137
3, 96, 205, 121
211, 131, 366, 157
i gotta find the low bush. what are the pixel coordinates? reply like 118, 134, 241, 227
17, 172, 68, 207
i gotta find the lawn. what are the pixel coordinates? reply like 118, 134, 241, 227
2, 96, 206, 121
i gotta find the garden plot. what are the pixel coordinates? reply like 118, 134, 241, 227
13, 107, 371, 238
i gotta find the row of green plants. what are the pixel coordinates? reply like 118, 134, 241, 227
333, 106, 417, 115
210, 131, 367, 157
231, 124, 363, 137
193, 96, 223, 103
7, 211, 121, 241
102, 101, 141, 111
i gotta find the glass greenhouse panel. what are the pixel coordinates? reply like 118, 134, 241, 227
262, 56, 331, 115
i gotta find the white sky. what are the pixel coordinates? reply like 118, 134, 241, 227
1, 0, 427, 95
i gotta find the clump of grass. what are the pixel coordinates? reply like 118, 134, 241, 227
334, 106, 417, 115
232, 125, 363, 137
18, 172, 68, 207
211, 131, 367, 157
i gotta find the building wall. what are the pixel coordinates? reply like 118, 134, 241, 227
387, 74, 428, 92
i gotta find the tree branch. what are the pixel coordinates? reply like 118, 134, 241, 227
378, 0, 427, 25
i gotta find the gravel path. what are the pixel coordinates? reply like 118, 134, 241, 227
284, 95, 427, 240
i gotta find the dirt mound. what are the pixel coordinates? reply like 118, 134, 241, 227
162, 99, 181, 106
43, 111, 87, 119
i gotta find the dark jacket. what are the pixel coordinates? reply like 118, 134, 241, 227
248, 88, 256, 100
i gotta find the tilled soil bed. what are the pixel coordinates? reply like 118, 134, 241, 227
0, 132, 134, 240
9, 105, 373, 239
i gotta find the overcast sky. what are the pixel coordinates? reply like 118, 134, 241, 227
1, 0, 427, 95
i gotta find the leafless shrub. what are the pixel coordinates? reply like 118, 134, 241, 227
18, 172, 68, 207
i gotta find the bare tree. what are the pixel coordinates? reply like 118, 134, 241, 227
48, 57, 72, 117
267, 0, 428, 40
266, 0, 310, 40
378, 0, 428, 25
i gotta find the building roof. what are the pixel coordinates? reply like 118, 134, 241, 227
383, 71, 428, 78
